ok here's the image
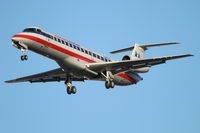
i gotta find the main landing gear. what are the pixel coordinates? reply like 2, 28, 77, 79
102, 71, 115, 89
105, 79, 115, 89
65, 76, 76, 95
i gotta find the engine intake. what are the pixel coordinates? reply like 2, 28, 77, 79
122, 55, 135, 60
122, 55, 130, 60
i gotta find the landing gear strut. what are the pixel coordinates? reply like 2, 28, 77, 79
102, 71, 115, 89
20, 48, 28, 61
65, 76, 76, 95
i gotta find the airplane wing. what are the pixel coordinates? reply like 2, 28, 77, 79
5, 54, 193, 83
5, 68, 84, 83
86, 54, 193, 73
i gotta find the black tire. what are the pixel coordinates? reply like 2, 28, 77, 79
67, 86, 72, 95
105, 80, 110, 89
24, 55, 28, 60
111, 81, 115, 88
72, 86, 76, 94
21, 55, 24, 61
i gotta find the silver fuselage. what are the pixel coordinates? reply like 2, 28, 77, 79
12, 30, 142, 86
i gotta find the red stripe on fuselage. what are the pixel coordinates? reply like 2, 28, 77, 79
14, 34, 95, 63
13, 34, 136, 84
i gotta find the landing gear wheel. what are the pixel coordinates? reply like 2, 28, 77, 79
66, 86, 76, 95
110, 81, 115, 88
65, 76, 77, 95
21, 55, 24, 61
67, 86, 72, 95
24, 55, 28, 60
72, 86, 76, 94
105, 80, 111, 89
20, 55, 28, 61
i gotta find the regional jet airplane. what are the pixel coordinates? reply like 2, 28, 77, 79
5, 27, 193, 95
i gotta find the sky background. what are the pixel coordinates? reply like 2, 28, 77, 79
0, 0, 199, 133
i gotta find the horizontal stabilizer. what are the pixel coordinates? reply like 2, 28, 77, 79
110, 42, 180, 54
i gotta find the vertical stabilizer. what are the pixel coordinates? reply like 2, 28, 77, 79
132, 44, 145, 59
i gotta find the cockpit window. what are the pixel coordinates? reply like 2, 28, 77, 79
36, 29, 41, 33
23, 28, 37, 33
23, 28, 42, 33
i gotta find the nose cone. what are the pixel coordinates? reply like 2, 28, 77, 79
11, 35, 20, 44
12, 38, 17, 43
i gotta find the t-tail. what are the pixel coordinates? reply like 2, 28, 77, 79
110, 42, 181, 73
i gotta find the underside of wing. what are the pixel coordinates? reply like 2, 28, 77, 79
86, 54, 193, 74
5, 68, 84, 83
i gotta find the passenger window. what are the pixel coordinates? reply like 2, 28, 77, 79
85, 50, 88, 54
54, 37, 57, 41
73, 45, 77, 49
105, 58, 108, 62
50, 35, 53, 39
62, 40, 65, 44
46, 34, 49, 38
77, 47, 80, 51
81, 48, 84, 52
97, 55, 100, 59
58, 39, 61, 43
93, 53, 96, 58
65, 41, 68, 46
101, 56, 104, 61
89, 51, 92, 56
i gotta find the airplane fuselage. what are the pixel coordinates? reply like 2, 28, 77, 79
12, 27, 142, 86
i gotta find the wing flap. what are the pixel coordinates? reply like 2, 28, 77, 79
29, 77, 84, 83
5, 68, 65, 83
5, 68, 84, 83
5, 68, 85, 83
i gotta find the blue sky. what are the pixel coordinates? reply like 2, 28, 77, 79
0, 0, 199, 133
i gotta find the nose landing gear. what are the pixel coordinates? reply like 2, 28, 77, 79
20, 48, 28, 61
13, 41, 28, 61
21, 55, 28, 61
